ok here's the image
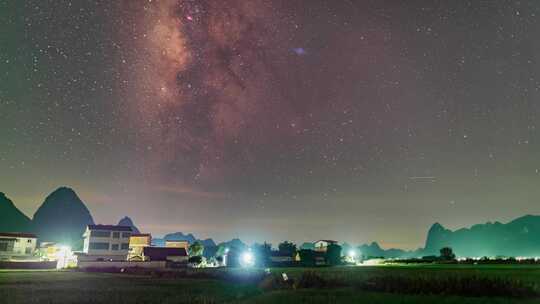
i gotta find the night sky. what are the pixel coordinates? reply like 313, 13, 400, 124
2, 1, 540, 249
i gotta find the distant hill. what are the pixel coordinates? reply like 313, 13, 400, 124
199, 238, 216, 247
163, 232, 197, 244
300, 242, 315, 250
218, 238, 247, 250
32, 187, 94, 248
358, 242, 420, 258
423, 215, 540, 257
118, 216, 140, 234
157, 232, 216, 248
0, 192, 31, 232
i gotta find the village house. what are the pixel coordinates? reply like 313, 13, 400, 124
142, 247, 188, 264
269, 250, 297, 266
314, 240, 338, 253
0, 233, 37, 261
128, 234, 152, 261
165, 240, 189, 250
78, 225, 132, 262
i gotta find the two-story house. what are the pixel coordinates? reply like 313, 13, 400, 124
0, 232, 37, 261
79, 225, 132, 262
128, 234, 152, 261
313, 240, 338, 253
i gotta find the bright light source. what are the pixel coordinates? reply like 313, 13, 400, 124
348, 250, 356, 258
56, 245, 72, 269
241, 251, 255, 267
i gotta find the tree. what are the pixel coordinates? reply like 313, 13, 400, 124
278, 241, 297, 257
216, 244, 227, 257
252, 242, 272, 267
326, 243, 342, 266
188, 255, 203, 265
440, 247, 455, 260
189, 241, 204, 257
299, 249, 315, 266
226, 246, 242, 267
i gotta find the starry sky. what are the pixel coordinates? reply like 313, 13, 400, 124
2, 0, 540, 249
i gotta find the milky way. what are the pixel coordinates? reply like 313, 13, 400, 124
119, 0, 301, 189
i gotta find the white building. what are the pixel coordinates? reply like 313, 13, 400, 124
79, 225, 132, 262
313, 240, 338, 253
0, 233, 37, 261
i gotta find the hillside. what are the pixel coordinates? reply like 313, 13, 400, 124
0, 192, 31, 232
32, 187, 95, 247
424, 215, 540, 257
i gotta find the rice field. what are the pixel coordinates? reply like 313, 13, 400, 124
0, 264, 539, 303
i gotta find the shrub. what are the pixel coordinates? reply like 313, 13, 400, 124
189, 256, 203, 264
258, 274, 293, 291
359, 275, 538, 298
295, 271, 328, 289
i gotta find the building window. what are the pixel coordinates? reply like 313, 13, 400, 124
121, 232, 131, 239
89, 242, 110, 250
91, 231, 111, 238
0, 243, 7, 252
121, 243, 129, 250
27, 239, 32, 243
111, 244, 119, 251
25, 247, 32, 255
112, 232, 120, 239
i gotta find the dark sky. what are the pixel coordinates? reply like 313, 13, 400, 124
2, 0, 540, 249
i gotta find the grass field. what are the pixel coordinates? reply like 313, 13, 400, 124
0, 265, 539, 303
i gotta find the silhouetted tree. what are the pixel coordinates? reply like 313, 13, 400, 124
326, 243, 342, 265
440, 247, 455, 260
188, 255, 203, 265
216, 244, 227, 257
253, 242, 272, 267
278, 241, 297, 257
299, 249, 316, 266
189, 241, 204, 257
226, 246, 242, 267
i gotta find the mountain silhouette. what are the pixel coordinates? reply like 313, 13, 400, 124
357, 242, 418, 258
32, 187, 94, 248
118, 216, 140, 234
157, 232, 216, 248
218, 238, 247, 250
199, 238, 216, 247
163, 232, 197, 244
0, 192, 31, 232
423, 215, 540, 257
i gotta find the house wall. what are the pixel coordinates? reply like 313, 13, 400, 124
167, 256, 189, 263
83, 229, 131, 259
0, 237, 37, 260
314, 241, 328, 252
165, 241, 189, 250
128, 236, 151, 261
77, 261, 166, 269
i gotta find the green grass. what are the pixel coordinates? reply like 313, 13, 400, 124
0, 270, 261, 303
0, 265, 539, 303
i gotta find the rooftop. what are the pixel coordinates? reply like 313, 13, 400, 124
0, 232, 37, 238
131, 233, 151, 237
87, 225, 132, 232
315, 240, 338, 244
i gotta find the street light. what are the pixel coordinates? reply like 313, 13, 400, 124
241, 251, 255, 267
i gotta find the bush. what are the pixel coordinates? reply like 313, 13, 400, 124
258, 274, 293, 291
359, 275, 538, 298
189, 256, 203, 264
